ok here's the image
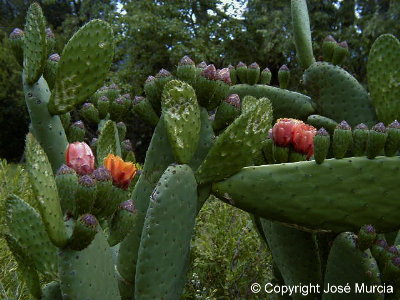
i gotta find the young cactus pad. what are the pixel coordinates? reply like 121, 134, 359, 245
48, 20, 114, 114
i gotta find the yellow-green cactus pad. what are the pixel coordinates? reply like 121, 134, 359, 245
48, 20, 114, 114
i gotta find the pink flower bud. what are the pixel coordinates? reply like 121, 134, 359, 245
65, 142, 95, 175
292, 123, 317, 158
271, 118, 303, 147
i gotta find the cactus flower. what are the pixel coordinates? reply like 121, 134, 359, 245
65, 142, 95, 175
292, 123, 317, 158
271, 118, 303, 147
103, 154, 137, 189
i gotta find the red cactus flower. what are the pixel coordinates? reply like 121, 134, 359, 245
271, 118, 303, 147
65, 142, 95, 175
103, 154, 137, 189
292, 123, 317, 158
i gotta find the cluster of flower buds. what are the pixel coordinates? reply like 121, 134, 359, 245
65, 142, 137, 189
201, 64, 231, 84
271, 118, 317, 158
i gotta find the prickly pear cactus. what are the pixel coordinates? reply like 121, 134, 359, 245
6, 1, 400, 299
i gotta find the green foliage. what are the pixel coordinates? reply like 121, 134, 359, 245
0, 35, 28, 161
183, 197, 272, 299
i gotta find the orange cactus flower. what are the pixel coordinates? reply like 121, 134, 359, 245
103, 154, 137, 189
292, 123, 317, 158
271, 118, 303, 147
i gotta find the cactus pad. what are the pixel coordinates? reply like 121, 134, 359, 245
213, 156, 400, 232
261, 219, 322, 299
5, 195, 58, 277
25, 133, 68, 247
59, 230, 119, 300
367, 34, 400, 124
322, 232, 383, 300
117, 116, 175, 283
97, 120, 121, 165
23, 3, 47, 84
229, 84, 314, 120
135, 164, 197, 299
48, 20, 114, 114
303, 62, 376, 126
161, 80, 201, 163
195, 98, 273, 184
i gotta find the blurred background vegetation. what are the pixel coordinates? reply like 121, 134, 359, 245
1, 0, 400, 161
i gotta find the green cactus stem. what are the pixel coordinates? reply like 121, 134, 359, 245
24, 76, 68, 171
291, 0, 315, 68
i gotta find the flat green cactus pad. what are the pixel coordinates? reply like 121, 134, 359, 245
5, 195, 58, 277
97, 120, 121, 165
161, 80, 201, 163
213, 156, 400, 233
367, 34, 400, 124
322, 232, 383, 300
189, 107, 215, 170
303, 62, 376, 127
261, 219, 322, 300
48, 20, 114, 114
59, 230, 120, 300
23, 3, 47, 84
135, 164, 197, 300
25, 133, 68, 247
117, 116, 175, 283
229, 84, 314, 120
195, 97, 273, 184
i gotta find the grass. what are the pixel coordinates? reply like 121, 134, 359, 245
0, 160, 272, 299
